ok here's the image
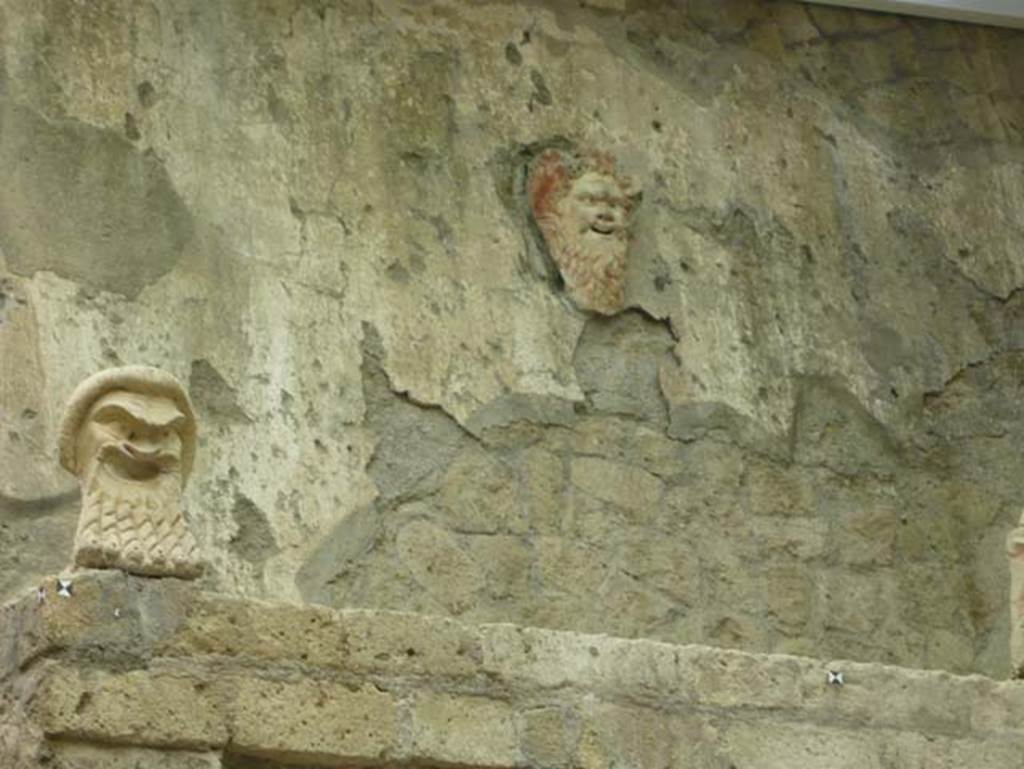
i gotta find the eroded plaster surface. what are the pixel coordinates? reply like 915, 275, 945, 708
0, 0, 1023, 677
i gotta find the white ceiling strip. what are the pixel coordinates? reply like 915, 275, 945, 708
801, 0, 1024, 29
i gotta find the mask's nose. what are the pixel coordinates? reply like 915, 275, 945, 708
592, 207, 621, 232
597, 204, 623, 223
113, 432, 167, 481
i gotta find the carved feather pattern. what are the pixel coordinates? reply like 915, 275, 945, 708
73, 482, 203, 577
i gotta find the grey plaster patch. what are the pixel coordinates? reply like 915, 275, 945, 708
791, 376, 900, 477
573, 311, 674, 425
667, 401, 744, 442
665, 399, 785, 460
295, 503, 384, 607
228, 493, 278, 573
362, 325, 471, 506
0, 103, 193, 298
189, 360, 251, 424
862, 319, 911, 386
383, 51, 458, 159
464, 393, 576, 437
298, 327, 481, 607
0, 511, 77, 616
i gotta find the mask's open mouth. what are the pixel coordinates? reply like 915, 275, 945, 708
102, 443, 174, 482
590, 223, 617, 235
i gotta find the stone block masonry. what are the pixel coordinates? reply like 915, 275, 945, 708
3, 571, 1023, 768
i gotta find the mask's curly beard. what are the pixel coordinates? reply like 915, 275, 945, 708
74, 457, 202, 577
539, 217, 627, 315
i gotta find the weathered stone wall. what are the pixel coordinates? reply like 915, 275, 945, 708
1, 0, 1023, 677
4, 572, 1024, 768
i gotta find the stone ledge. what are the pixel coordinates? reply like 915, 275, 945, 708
3, 570, 1024, 768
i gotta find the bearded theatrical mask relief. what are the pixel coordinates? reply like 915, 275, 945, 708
529, 148, 639, 315
58, 366, 204, 579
